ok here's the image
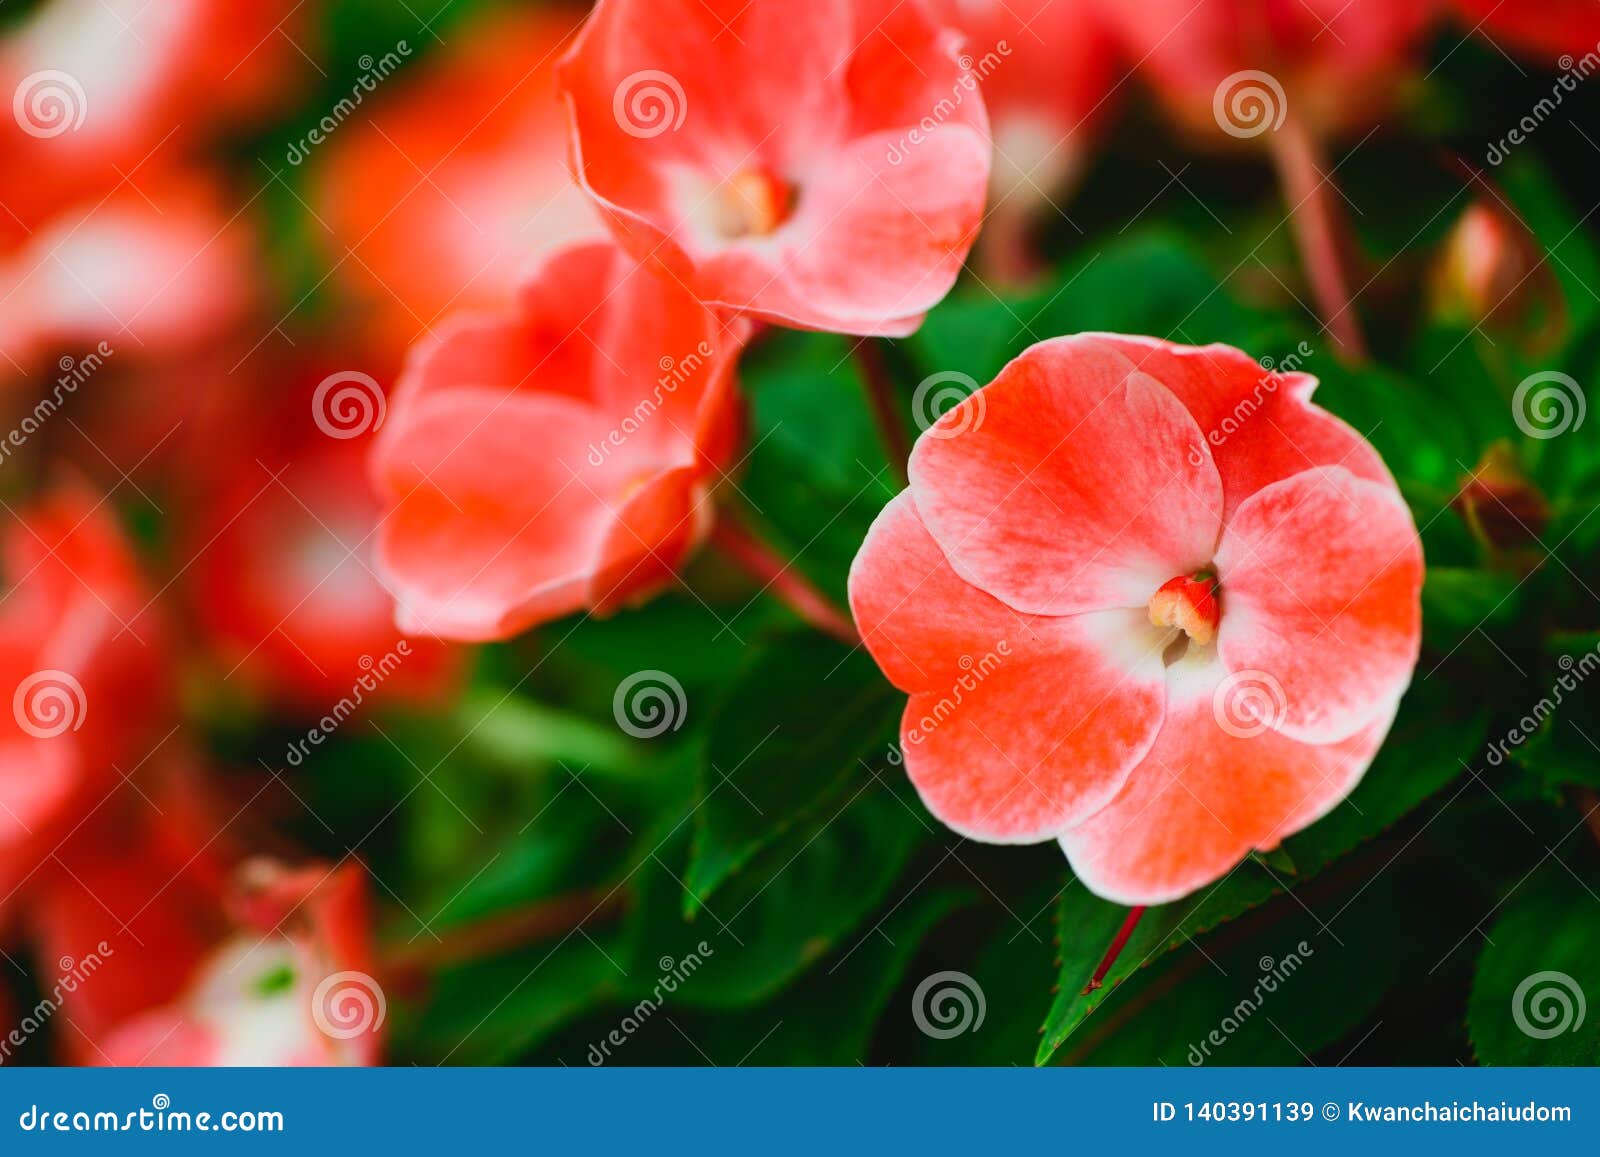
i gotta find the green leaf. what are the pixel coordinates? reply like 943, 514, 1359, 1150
686, 630, 901, 912
1422, 567, 1524, 651
1037, 676, 1488, 1064
454, 692, 652, 783
1505, 633, 1600, 794
403, 926, 630, 1065
734, 330, 899, 606
908, 232, 1264, 388
685, 887, 971, 1065
624, 780, 926, 1010
1469, 867, 1600, 1064
1312, 359, 1476, 493
1057, 872, 1415, 1065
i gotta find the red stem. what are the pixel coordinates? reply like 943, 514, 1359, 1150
711, 515, 860, 645
1268, 115, 1368, 363
852, 340, 911, 484
1576, 788, 1600, 853
1081, 905, 1148, 995
384, 888, 624, 991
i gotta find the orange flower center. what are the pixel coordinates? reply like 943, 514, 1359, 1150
712, 167, 794, 239
1147, 572, 1219, 648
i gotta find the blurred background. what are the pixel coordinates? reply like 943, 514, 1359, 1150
3, 0, 1600, 1066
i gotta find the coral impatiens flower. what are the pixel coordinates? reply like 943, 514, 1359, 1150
0, 173, 253, 379
26, 768, 234, 1062
0, 488, 169, 897
1448, 0, 1600, 65
96, 861, 383, 1066
558, 0, 991, 336
176, 358, 460, 713
849, 334, 1422, 903
371, 241, 748, 641
942, 0, 1120, 282
316, 5, 602, 350
1091, 0, 1434, 144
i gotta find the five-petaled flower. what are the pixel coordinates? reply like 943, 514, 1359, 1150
850, 334, 1423, 904
370, 240, 749, 641
557, 0, 991, 336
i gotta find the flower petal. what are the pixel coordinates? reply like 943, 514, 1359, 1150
1085, 334, 1394, 517
909, 335, 1224, 616
1060, 658, 1397, 905
372, 390, 620, 640
1215, 465, 1422, 744
850, 491, 1167, 842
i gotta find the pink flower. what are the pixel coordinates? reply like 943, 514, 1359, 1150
370, 241, 749, 641
849, 334, 1422, 903
0, 487, 170, 898
557, 0, 991, 335
177, 357, 461, 713
25, 767, 234, 1063
0, 173, 254, 381
1091, 0, 1435, 143
96, 861, 382, 1066
1448, 0, 1600, 65
941, 0, 1120, 281
316, 5, 603, 351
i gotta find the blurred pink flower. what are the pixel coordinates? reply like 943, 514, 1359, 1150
558, 0, 991, 335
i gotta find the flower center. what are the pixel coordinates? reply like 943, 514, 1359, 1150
1147, 571, 1220, 649
712, 167, 794, 239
